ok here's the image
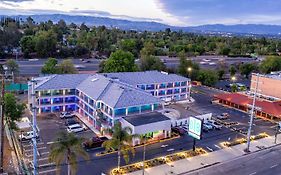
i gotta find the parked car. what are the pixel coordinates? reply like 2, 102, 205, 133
203, 123, 213, 130
206, 120, 223, 130
19, 131, 39, 140
172, 127, 186, 136
60, 112, 75, 119
65, 119, 78, 126
83, 136, 108, 149
66, 124, 84, 133
217, 113, 229, 120
202, 126, 209, 132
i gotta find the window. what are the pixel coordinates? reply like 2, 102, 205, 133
146, 84, 155, 90
175, 82, 181, 87
174, 89, 180, 94
150, 91, 155, 96
114, 108, 126, 116
167, 89, 173, 95
181, 81, 187, 86
159, 83, 166, 89
158, 90, 165, 96
137, 85, 146, 90
167, 83, 173, 88
181, 88, 187, 93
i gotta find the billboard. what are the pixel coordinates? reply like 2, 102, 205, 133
188, 117, 202, 140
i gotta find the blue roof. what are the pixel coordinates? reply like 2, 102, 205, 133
35, 74, 91, 90
104, 71, 189, 86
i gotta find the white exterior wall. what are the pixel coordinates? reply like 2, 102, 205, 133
120, 119, 171, 135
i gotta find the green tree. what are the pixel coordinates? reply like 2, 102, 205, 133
102, 122, 136, 170
140, 42, 155, 57
6, 59, 19, 75
239, 63, 256, 79
178, 51, 188, 76
4, 93, 25, 130
49, 132, 89, 175
229, 66, 236, 77
217, 69, 225, 80
57, 59, 78, 74
140, 55, 166, 71
231, 84, 238, 92
20, 36, 35, 58
34, 30, 57, 57
196, 70, 218, 86
102, 50, 138, 73
41, 57, 58, 74
259, 56, 281, 74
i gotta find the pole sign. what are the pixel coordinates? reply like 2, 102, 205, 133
188, 117, 203, 140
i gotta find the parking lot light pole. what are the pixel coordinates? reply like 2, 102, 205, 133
31, 77, 38, 175
245, 73, 259, 153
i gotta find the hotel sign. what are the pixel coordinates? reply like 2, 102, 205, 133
188, 117, 202, 140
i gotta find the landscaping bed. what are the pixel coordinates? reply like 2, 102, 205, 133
111, 148, 207, 175
97, 133, 180, 156
222, 133, 269, 147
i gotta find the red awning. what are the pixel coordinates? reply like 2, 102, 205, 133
215, 93, 281, 117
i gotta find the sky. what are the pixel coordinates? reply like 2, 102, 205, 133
1, 0, 281, 26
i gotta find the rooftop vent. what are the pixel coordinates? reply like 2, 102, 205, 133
160, 71, 168, 75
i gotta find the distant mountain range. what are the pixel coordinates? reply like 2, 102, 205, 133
5, 14, 281, 36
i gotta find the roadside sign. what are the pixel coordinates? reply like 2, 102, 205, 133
188, 117, 202, 140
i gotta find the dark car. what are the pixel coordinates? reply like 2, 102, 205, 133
83, 136, 108, 149
65, 119, 78, 126
172, 127, 186, 136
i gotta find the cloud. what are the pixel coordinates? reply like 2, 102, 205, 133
156, 0, 281, 25
0, 0, 32, 2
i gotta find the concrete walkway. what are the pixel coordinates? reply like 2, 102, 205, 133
128, 135, 281, 175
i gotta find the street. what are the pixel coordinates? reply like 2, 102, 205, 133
186, 144, 281, 175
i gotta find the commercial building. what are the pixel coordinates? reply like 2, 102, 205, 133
214, 72, 281, 120
250, 72, 281, 100
214, 93, 281, 120
28, 71, 190, 136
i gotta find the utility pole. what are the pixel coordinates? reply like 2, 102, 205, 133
0, 75, 4, 173
31, 77, 38, 175
245, 73, 259, 152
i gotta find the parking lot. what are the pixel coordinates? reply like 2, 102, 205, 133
18, 112, 95, 174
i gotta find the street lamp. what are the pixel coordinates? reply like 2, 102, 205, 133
231, 76, 236, 82
245, 73, 259, 153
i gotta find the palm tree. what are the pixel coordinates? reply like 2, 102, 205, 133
102, 122, 137, 170
140, 135, 149, 175
49, 132, 89, 175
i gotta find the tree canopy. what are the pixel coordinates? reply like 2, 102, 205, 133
259, 56, 281, 74
102, 50, 138, 73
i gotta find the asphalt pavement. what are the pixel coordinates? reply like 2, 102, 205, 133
187, 144, 281, 175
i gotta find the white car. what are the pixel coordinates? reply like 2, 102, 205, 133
67, 124, 84, 133
19, 131, 38, 140
203, 123, 213, 130
60, 112, 75, 119
206, 120, 223, 130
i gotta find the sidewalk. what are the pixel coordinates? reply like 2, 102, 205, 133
128, 135, 281, 175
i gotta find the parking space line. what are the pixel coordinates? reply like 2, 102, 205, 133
24, 147, 47, 152
39, 168, 57, 174
38, 157, 49, 161
214, 144, 221, 149
270, 164, 278, 168
206, 147, 213, 152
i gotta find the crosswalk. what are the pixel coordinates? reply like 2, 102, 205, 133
21, 140, 57, 175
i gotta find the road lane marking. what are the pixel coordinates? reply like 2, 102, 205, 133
270, 164, 278, 168
249, 172, 256, 175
